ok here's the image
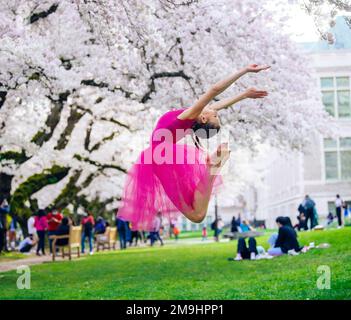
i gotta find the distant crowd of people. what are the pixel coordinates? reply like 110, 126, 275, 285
0, 200, 182, 255
20, 209, 113, 256
116, 212, 183, 250
0, 192, 349, 257
294, 194, 349, 231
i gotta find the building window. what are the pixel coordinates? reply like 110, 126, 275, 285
321, 76, 351, 118
324, 138, 351, 180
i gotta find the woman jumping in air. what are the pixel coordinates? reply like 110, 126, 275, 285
118, 64, 270, 231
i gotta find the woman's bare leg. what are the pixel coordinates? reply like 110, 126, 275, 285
183, 143, 230, 223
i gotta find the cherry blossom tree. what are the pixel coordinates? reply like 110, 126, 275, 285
0, 0, 334, 230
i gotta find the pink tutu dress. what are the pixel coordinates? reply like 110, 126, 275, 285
117, 108, 221, 231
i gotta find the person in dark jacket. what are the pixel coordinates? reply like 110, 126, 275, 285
94, 217, 106, 235
302, 195, 316, 230
116, 217, 128, 250
231, 216, 239, 233
81, 212, 95, 255
55, 217, 70, 246
294, 212, 307, 231
268, 216, 303, 256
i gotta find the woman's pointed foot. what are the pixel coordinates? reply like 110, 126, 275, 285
208, 143, 230, 174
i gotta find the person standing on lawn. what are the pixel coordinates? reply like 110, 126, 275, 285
335, 194, 343, 228
116, 216, 128, 250
212, 217, 224, 241
173, 225, 180, 241
130, 227, 142, 246
0, 199, 10, 253
150, 212, 164, 246
8, 215, 18, 251
202, 226, 207, 241
0, 212, 5, 254
81, 211, 95, 255
231, 216, 239, 232
34, 209, 48, 256
27, 211, 37, 239
302, 195, 316, 230
47, 208, 63, 254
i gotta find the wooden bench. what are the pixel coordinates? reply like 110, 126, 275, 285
49, 225, 82, 262
96, 227, 117, 251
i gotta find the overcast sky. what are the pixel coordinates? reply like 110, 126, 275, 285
286, 5, 320, 42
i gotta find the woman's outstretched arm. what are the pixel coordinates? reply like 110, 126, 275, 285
210, 87, 268, 112
179, 64, 270, 120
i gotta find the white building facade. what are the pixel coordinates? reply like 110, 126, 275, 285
256, 18, 351, 227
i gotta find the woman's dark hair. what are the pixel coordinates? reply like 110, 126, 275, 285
191, 121, 220, 148
276, 216, 293, 227
37, 209, 46, 217
276, 216, 286, 225
283, 217, 293, 228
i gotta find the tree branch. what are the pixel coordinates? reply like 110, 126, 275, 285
29, 3, 59, 24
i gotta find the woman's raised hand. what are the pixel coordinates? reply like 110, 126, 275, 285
244, 87, 268, 99
245, 64, 270, 73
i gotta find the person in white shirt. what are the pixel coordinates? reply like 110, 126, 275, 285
335, 194, 343, 228
27, 214, 37, 239
150, 213, 164, 246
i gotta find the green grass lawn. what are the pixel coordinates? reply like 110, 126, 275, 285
0, 228, 350, 300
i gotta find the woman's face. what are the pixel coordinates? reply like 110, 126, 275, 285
200, 108, 221, 129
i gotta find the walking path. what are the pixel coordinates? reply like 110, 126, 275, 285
0, 255, 51, 272
0, 237, 230, 272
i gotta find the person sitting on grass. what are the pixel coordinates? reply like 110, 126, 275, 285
229, 220, 258, 261
268, 216, 305, 256
238, 219, 252, 232
326, 212, 334, 226
18, 234, 37, 253
294, 212, 307, 231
